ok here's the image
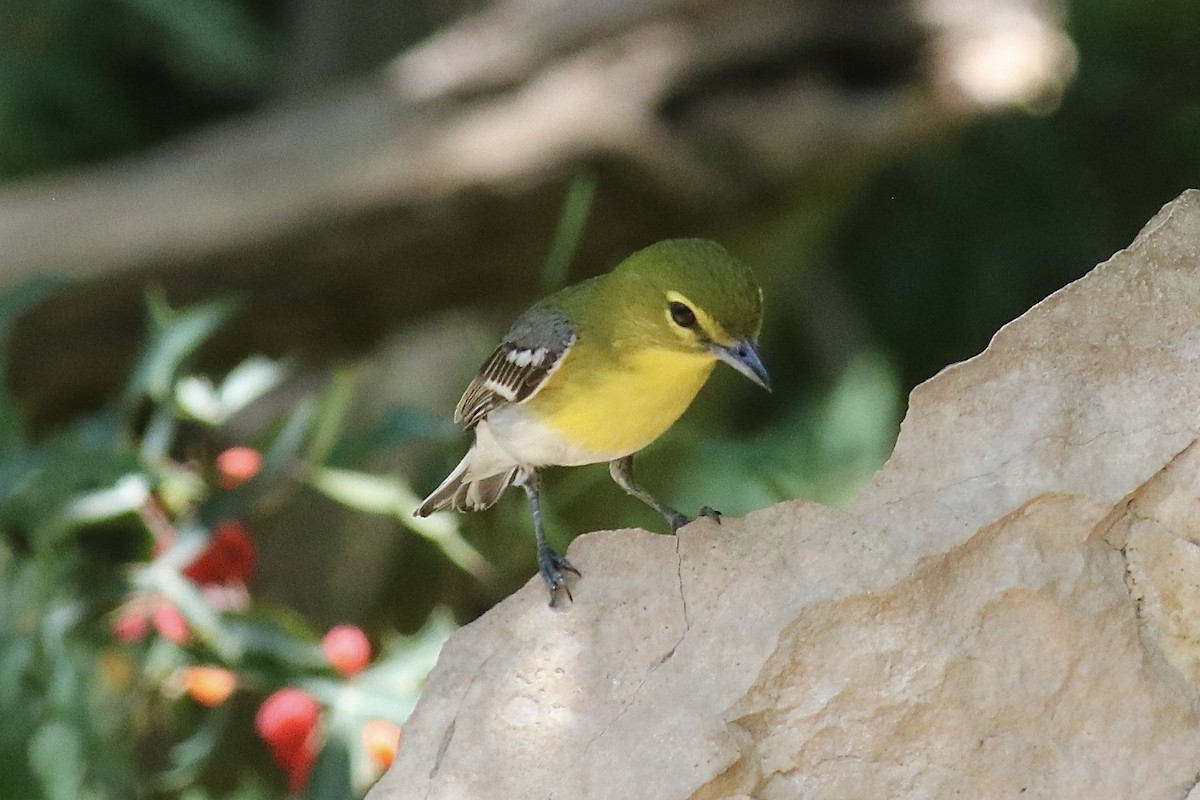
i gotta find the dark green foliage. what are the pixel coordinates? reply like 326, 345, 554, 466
835, 0, 1200, 388
0, 0, 281, 177
0, 286, 449, 799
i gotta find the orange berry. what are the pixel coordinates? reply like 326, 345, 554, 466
362, 719, 402, 770
256, 688, 320, 755
152, 601, 190, 644
321, 625, 371, 678
184, 666, 237, 707
216, 446, 263, 489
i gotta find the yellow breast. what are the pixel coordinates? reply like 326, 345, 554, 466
530, 347, 716, 460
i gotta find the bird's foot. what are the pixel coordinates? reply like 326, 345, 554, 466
538, 545, 581, 605
668, 506, 723, 532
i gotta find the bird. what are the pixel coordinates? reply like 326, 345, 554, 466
414, 239, 769, 603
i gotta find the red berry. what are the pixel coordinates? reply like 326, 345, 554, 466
152, 601, 190, 644
216, 446, 263, 489
362, 719, 402, 770
256, 688, 320, 755
280, 738, 318, 792
183, 521, 257, 585
321, 625, 371, 678
111, 606, 149, 643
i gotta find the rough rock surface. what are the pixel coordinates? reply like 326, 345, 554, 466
367, 189, 1200, 799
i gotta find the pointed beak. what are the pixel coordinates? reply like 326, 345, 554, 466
710, 338, 771, 391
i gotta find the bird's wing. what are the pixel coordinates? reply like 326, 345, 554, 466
454, 307, 576, 429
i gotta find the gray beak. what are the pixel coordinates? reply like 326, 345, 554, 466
711, 338, 771, 391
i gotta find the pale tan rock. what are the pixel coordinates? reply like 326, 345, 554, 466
728, 494, 1200, 798
1101, 440, 1200, 697
368, 190, 1200, 800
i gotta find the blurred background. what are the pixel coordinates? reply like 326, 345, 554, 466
1, 0, 1198, 797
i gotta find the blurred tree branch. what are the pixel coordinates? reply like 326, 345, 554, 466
1, 0, 1071, 424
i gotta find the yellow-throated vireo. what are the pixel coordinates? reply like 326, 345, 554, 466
415, 239, 769, 602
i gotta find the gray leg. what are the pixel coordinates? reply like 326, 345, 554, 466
520, 469, 579, 603
609, 455, 721, 532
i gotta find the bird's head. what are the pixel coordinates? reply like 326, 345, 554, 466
614, 239, 770, 390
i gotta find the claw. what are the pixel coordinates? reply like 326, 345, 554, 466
538, 546, 580, 604
669, 506, 723, 532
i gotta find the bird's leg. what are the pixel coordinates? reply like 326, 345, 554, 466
608, 455, 720, 532
519, 468, 580, 604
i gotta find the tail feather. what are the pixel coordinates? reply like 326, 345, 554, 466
414, 456, 467, 517
461, 468, 519, 511
415, 421, 523, 516
415, 429, 523, 515
414, 451, 519, 516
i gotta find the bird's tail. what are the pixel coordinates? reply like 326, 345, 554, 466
414, 446, 519, 516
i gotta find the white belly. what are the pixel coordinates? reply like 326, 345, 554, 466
485, 405, 624, 467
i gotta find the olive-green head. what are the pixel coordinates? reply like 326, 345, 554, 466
612, 239, 769, 390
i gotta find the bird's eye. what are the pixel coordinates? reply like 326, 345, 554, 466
669, 301, 697, 329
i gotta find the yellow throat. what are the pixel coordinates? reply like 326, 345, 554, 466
531, 346, 716, 458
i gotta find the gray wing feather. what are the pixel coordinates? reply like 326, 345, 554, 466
454, 307, 576, 428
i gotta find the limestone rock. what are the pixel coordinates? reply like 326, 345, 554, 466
367, 189, 1200, 799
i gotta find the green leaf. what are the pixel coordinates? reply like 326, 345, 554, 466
28, 719, 84, 800
658, 350, 901, 514
195, 396, 318, 525
217, 356, 285, 416
328, 405, 447, 465
308, 468, 493, 581
180, 776, 273, 800
302, 735, 352, 800
159, 703, 232, 788
0, 276, 64, 451
0, 633, 35, 709
119, 0, 279, 91
176, 356, 285, 425
3, 439, 144, 551
59, 473, 151, 526
124, 291, 238, 408
0, 276, 62, 343
318, 613, 454, 791
139, 403, 177, 462
360, 610, 455, 712
175, 376, 223, 424
137, 562, 242, 661
223, 613, 327, 674
259, 396, 317, 484
305, 367, 359, 467
307, 468, 414, 517
541, 169, 597, 291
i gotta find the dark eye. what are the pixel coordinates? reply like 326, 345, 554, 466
669, 301, 697, 329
